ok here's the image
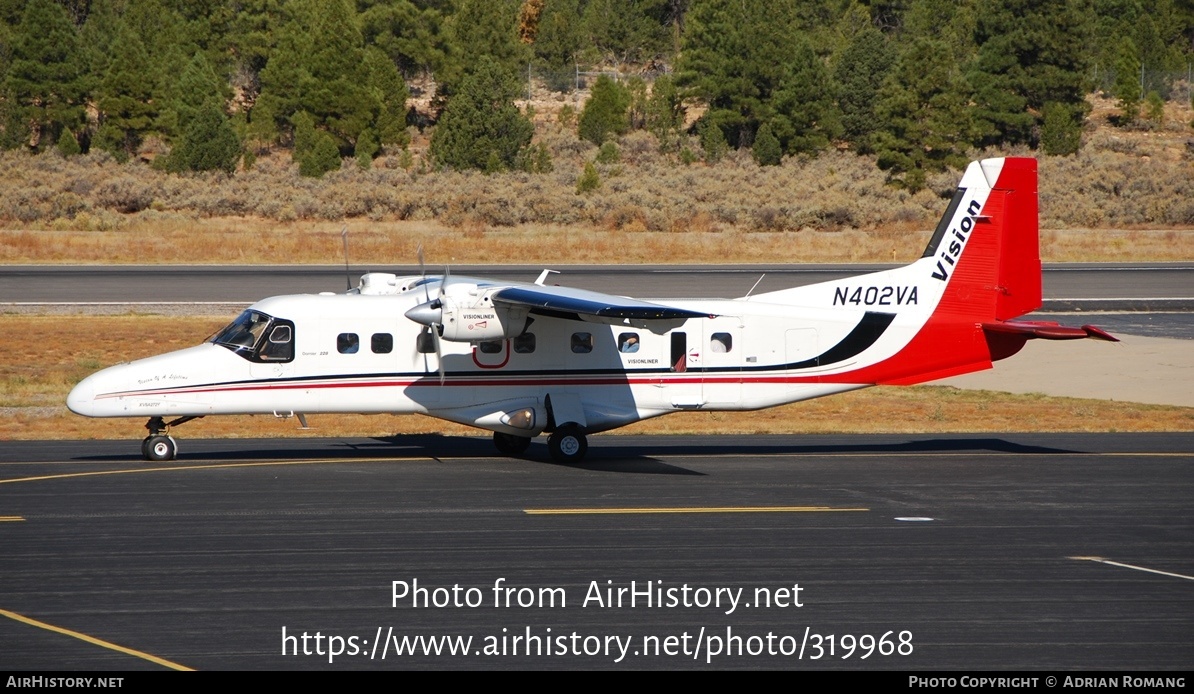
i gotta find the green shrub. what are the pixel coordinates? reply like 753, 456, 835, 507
576, 160, 600, 194
596, 141, 620, 164
1041, 102, 1081, 156
751, 123, 782, 166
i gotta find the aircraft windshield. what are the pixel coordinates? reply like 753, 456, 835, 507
210, 310, 274, 354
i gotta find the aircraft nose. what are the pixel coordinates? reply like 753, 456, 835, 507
66, 373, 98, 416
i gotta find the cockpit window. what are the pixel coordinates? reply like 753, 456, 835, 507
258, 325, 294, 361
211, 310, 294, 363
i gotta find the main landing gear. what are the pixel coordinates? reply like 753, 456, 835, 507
491, 424, 589, 464
547, 424, 587, 464
141, 415, 202, 462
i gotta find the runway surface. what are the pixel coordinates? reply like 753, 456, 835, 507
1, 433, 1190, 671
3, 263, 1192, 310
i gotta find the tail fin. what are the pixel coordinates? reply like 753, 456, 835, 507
920, 157, 1041, 323
746, 157, 1113, 386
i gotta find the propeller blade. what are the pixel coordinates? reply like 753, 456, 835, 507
433, 323, 445, 385
416, 244, 429, 302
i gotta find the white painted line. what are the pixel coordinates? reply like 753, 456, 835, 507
1070, 556, 1194, 581
894, 517, 935, 522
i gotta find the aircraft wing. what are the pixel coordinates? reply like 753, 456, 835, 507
491, 285, 709, 322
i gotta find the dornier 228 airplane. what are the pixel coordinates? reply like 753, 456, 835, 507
68, 157, 1117, 463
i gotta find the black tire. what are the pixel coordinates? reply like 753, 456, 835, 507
493, 431, 532, 456
144, 435, 177, 462
548, 424, 587, 464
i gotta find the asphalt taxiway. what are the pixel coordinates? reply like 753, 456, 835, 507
1, 433, 1190, 670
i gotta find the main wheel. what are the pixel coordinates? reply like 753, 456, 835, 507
493, 431, 532, 456
144, 435, 177, 462
548, 424, 587, 464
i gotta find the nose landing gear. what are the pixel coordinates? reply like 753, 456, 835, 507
141, 415, 202, 462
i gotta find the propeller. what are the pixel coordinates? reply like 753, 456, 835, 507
406, 246, 448, 384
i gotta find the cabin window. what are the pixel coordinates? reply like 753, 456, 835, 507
478, 340, 503, 354
618, 332, 640, 353
416, 329, 436, 354
710, 332, 732, 353
337, 333, 359, 354
571, 332, 593, 354
513, 333, 536, 354
371, 333, 393, 354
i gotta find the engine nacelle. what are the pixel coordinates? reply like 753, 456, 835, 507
438, 297, 530, 342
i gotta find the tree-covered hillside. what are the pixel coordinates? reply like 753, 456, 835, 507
0, 0, 1191, 188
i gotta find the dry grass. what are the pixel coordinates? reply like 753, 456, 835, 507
2, 222, 1191, 266
1, 92, 1192, 265
2, 315, 1190, 442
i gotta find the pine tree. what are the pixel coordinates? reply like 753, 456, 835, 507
439, 0, 526, 99
645, 74, 685, 152
429, 56, 534, 171
257, 0, 372, 149
751, 123, 782, 166
1144, 91, 1165, 126
532, 0, 582, 90
678, 0, 838, 155
578, 75, 631, 145
833, 25, 895, 153
678, 0, 798, 148
873, 37, 975, 191
581, 0, 670, 67
170, 97, 241, 174
769, 35, 842, 155
1113, 36, 1142, 125
968, 0, 1093, 147
2, 0, 88, 151
303, 131, 342, 178
292, 111, 341, 177
697, 117, 728, 163
362, 46, 411, 149
57, 128, 81, 157
356, 128, 379, 169
357, 0, 451, 78
163, 53, 226, 139
94, 20, 157, 162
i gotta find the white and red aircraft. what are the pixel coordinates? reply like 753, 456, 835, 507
68, 157, 1116, 463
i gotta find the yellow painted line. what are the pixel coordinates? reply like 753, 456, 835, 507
1070, 556, 1194, 581
0, 516, 25, 522
0, 608, 193, 671
0, 457, 434, 486
525, 506, 869, 515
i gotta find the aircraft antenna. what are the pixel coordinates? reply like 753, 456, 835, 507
341, 225, 351, 291
744, 273, 766, 298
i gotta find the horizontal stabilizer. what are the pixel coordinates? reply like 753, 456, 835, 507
983, 321, 1119, 342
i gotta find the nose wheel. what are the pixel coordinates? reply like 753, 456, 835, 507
142, 435, 178, 462
141, 415, 200, 462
